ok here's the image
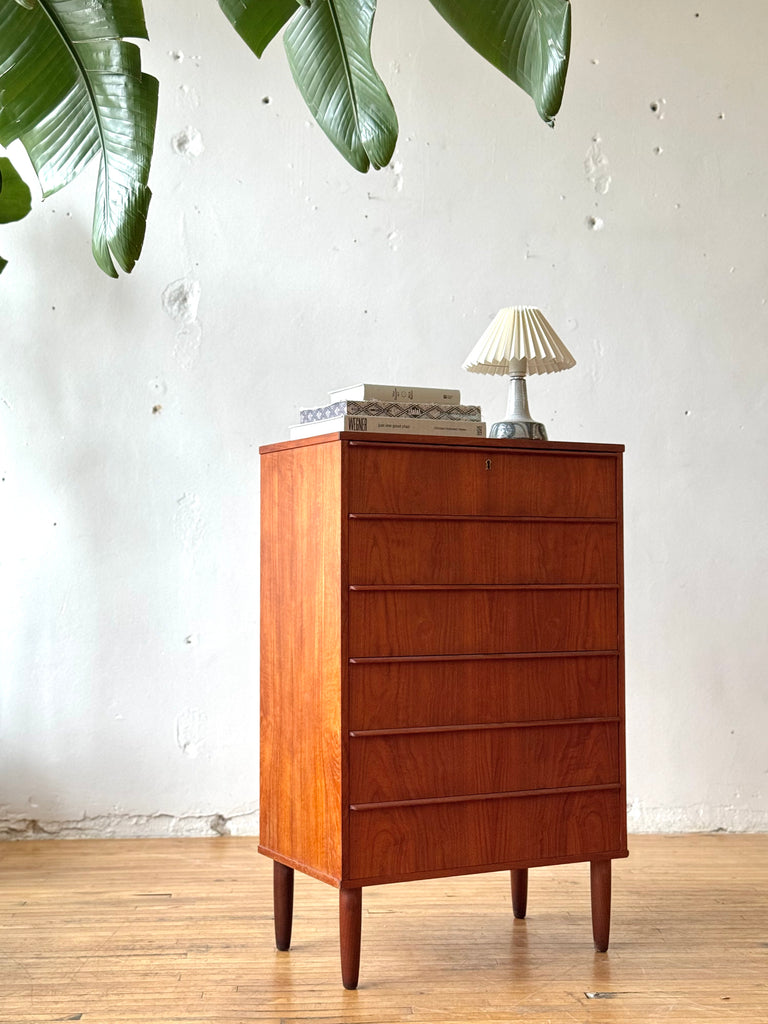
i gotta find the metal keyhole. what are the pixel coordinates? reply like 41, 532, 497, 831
485, 459, 492, 470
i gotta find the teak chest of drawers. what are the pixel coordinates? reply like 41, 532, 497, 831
259, 433, 627, 988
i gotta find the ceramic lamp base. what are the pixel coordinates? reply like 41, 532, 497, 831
490, 375, 549, 439
489, 419, 548, 440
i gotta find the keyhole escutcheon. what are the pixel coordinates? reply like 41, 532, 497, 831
485, 459, 492, 470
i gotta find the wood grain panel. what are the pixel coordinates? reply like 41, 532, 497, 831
349, 722, 620, 803
260, 442, 344, 882
348, 447, 617, 518
348, 789, 626, 882
348, 588, 619, 658
348, 654, 619, 730
348, 518, 618, 585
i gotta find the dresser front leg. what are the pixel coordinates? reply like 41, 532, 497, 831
511, 868, 529, 919
339, 887, 363, 989
273, 861, 294, 951
590, 859, 611, 952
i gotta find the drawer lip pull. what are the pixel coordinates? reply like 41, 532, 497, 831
348, 513, 619, 523
349, 650, 620, 664
349, 583, 620, 592
349, 716, 621, 738
350, 782, 622, 812
345, 438, 624, 453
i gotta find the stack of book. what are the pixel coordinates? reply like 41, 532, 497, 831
289, 383, 486, 440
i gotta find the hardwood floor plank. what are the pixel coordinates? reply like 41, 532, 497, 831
0, 835, 766, 1022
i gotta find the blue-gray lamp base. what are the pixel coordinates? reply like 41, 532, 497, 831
489, 419, 548, 440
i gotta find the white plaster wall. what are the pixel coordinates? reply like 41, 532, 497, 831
1, 0, 766, 837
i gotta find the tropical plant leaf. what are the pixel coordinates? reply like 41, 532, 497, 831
0, 0, 158, 277
284, 0, 398, 172
0, 156, 32, 223
218, 0, 300, 58
426, 0, 571, 126
0, 155, 32, 275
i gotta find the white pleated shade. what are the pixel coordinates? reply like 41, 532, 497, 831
463, 307, 576, 376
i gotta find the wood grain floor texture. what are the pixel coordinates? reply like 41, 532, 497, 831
1, 834, 766, 1023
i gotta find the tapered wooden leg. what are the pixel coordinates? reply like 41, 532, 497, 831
590, 859, 612, 952
273, 861, 294, 951
339, 887, 362, 990
511, 868, 528, 919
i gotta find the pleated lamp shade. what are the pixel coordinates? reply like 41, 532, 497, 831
462, 307, 576, 377
463, 307, 576, 440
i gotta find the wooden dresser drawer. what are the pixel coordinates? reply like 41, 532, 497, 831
348, 788, 626, 882
348, 587, 619, 658
348, 518, 618, 586
349, 721, 620, 804
348, 654, 619, 730
347, 445, 617, 518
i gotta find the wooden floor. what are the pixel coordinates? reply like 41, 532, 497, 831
1, 834, 766, 1023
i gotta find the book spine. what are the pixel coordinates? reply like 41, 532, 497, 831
329, 384, 461, 403
299, 400, 481, 423
290, 416, 486, 440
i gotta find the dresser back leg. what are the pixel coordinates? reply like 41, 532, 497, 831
511, 868, 529, 919
273, 861, 294, 951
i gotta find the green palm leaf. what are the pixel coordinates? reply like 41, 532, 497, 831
284, 0, 398, 172
0, 156, 32, 224
0, 154, 32, 274
218, 0, 300, 58
0, 0, 158, 277
427, 0, 571, 126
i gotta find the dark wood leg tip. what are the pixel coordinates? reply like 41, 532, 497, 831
273, 861, 294, 952
511, 868, 529, 919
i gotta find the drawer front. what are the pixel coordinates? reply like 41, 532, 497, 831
348, 519, 618, 586
349, 722, 620, 804
347, 446, 617, 518
348, 654, 619, 731
348, 789, 626, 882
348, 588, 618, 658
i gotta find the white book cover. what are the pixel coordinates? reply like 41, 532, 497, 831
328, 383, 461, 404
289, 415, 486, 441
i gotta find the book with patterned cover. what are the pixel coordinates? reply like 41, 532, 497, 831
300, 400, 481, 424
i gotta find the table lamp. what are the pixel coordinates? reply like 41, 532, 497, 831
462, 306, 576, 439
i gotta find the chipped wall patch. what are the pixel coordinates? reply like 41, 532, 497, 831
387, 229, 401, 252
177, 85, 201, 111
162, 280, 202, 367
162, 278, 201, 324
171, 126, 204, 158
173, 320, 203, 370
173, 492, 205, 554
176, 708, 207, 759
585, 135, 612, 195
389, 160, 404, 192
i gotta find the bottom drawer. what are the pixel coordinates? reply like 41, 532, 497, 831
348, 789, 625, 882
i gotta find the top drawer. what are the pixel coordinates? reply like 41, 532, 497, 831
346, 444, 618, 518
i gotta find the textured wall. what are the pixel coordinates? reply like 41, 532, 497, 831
1, 0, 766, 837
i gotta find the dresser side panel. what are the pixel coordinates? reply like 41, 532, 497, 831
615, 452, 628, 851
260, 443, 343, 881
